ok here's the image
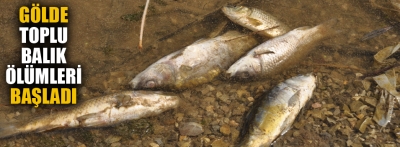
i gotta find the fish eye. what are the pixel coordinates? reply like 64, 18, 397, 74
238, 71, 250, 79
232, 5, 243, 11
145, 80, 156, 88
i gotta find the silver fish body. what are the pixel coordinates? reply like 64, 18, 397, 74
222, 5, 290, 38
130, 31, 258, 90
226, 19, 338, 80
241, 74, 316, 146
0, 91, 179, 138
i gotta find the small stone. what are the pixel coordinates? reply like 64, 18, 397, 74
154, 138, 163, 146
312, 102, 322, 108
355, 117, 372, 133
175, 113, 184, 122
349, 101, 364, 112
326, 117, 336, 124
220, 105, 230, 113
77, 142, 86, 147
182, 91, 191, 99
211, 139, 229, 147
206, 106, 214, 113
293, 130, 301, 137
342, 104, 350, 112
323, 55, 333, 62
363, 97, 377, 107
149, 142, 160, 147
179, 122, 204, 136
110, 142, 121, 147
201, 88, 209, 95
361, 79, 371, 90
178, 140, 191, 147
216, 92, 222, 98
247, 97, 255, 102
207, 85, 216, 91
68, 136, 75, 142
218, 94, 230, 104
6, 113, 15, 119
231, 129, 239, 141
229, 120, 239, 127
346, 140, 353, 146
219, 124, 231, 135
105, 135, 122, 144
232, 104, 246, 115
236, 89, 250, 98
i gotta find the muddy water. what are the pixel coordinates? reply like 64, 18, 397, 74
1, 0, 400, 146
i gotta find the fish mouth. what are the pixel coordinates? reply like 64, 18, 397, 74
129, 79, 139, 89
226, 70, 257, 81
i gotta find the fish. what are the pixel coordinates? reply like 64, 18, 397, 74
361, 26, 393, 41
226, 19, 339, 80
222, 5, 290, 38
239, 73, 316, 146
130, 31, 258, 90
0, 91, 179, 138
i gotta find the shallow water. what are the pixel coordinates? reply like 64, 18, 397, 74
1, 0, 400, 146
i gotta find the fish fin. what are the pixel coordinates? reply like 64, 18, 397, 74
246, 17, 263, 26
253, 50, 274, 56
35, 124, 65, 133
77, 113, 108, 127
0, 122, 20, 138
315, 18, 342, 37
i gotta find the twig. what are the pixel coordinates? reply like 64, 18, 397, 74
138, 0, 150, 52
360, 63, 400, 79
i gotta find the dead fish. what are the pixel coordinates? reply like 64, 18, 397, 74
226, 19, 339, 80
240, 74, 316, 146
0, 91, 179, 138
130, 31, 258, 90
222, 5, 290, 38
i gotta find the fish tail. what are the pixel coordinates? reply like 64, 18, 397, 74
315, 18, 341, 37
0, 122, 21, 139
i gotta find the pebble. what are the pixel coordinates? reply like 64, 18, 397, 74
236, 89, 250, 98
231, 129, 239, 141
207, 85, 216, 91
312, 102, 322, 108
363, 97, 377, 107
178, 140, 191, 147
182, 91, 191, 99
219, 124, 231, 135
247, 97, 254, 102
211, 139, 229, 147
293, 131, 301, 137
77, 142, 86, 147
229, 120, 239, 127
110, 142, 121, 147
349, 100, 365, 112
149, 142, 160, 147
218, 94, 230, 104
105, 135, 122, 144
179, 122, 204, 136
68, 136, 75, 142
